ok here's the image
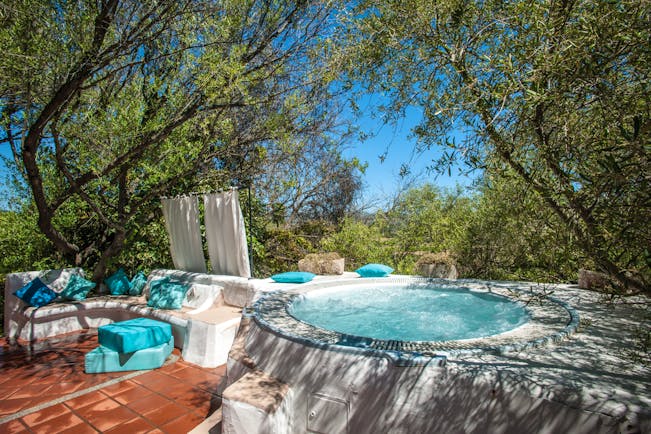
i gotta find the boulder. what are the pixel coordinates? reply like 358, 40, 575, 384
578, 269, 609, 290
415, 252, 458, 279
416, 262, 458, 279
298, 253, 345, 275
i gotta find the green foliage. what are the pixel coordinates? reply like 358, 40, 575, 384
459, 174, 583, 282
383, 184, 474, 271
321, 217, 390, 271
1, 0, 346, 282
0, 209, 65, 275
256, 228, 313, 276
321, 182, 585, 282
338, 0, 651, 291
112, 219, 173, 276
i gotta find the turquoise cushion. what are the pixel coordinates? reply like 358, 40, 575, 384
356, 263, 394, 277
13, 278, 58, 307
98, 318, 172, 353
129, 271, 147, 296
105, 268, 130, 295
271, 271, 316, 283
59, 274, 96, 301
85, 336, 173, 373
147, 277, 189, 310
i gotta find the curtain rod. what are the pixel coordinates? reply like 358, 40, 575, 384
160, 187, 241, 200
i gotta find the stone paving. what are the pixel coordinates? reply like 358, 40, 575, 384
0, 331, 224, 433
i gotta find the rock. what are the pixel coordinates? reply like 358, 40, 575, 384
578, 269, 610, 290
415, 251, 459, 279
416, 262, 458, 279
298, 253, 345, 275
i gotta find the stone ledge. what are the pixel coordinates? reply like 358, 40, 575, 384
223, 369, 289, 414
228, 317, 256, 370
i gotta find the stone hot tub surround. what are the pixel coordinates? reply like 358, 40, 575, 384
222, 277, 650, 434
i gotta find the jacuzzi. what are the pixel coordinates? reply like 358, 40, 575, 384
221, 277, 589, 434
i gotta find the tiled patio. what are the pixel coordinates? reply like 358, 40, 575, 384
0, 331, 224, 433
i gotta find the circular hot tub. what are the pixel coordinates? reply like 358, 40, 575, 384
289, 284, 529, 342
253, 277, 579, 365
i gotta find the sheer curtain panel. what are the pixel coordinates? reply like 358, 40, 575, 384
204, 190, 251, 277
161, 196, 207, 273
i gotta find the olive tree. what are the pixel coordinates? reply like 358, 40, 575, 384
337, 0, 650, 292
0, 0, 344, 280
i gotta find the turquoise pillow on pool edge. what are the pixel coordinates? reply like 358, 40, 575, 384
356, 263, 394, 278
147, 277, 189, 310
129, 271, 147, 296
59, 274, 96, 301
271, 271, 315, 283
105, 268, 131, 295
13, 278, 58, 307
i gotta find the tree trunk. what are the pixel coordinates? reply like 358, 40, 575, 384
92, 231, 127, 289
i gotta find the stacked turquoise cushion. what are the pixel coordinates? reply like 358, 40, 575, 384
98, 317, 172, 353
85, 336, 173, 373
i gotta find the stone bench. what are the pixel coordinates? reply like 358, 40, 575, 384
3, 268, 264, 368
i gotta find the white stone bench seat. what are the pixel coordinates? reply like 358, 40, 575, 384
4, 269, 256, 368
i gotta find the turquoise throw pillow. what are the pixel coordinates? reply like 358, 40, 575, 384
13, 278, 58, 307
129, 271, 147, 296
60, 274, 96, 301
147, 277, 189, 310
271, 271, 315, 283
105, 268, 130, 295
355, 263, 394, 278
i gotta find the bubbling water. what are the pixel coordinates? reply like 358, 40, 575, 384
288, 285, 529, 341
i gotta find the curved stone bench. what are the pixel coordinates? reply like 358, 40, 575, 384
3, 268, 262, 368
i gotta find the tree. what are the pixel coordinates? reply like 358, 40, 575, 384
1, 0, 343, 281
258, 136, 365, 226
459, 173, 583, 282
380, 184, 472, 270
338, 0, 650, 292
321, 216, 390, 270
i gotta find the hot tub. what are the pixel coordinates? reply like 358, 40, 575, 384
222, 277, 590, 434
253, 277, 577, 364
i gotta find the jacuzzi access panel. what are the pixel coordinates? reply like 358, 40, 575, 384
307, 393, 349, 433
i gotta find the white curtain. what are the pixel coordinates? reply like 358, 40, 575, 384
161, 196, 207, 273
204, 190, 251, 277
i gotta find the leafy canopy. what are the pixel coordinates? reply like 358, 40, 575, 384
337, 0, 651, 291
0, 0, 346, 281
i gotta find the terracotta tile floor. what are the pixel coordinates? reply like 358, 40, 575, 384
0, 331, 224, 433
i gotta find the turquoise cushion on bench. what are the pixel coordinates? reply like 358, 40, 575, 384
13, 278, 58, 307
98, 318, 172, 353
147, 277, 189, 310
59, 274, 96, 301
105, 268, 131, 295
85, 336, 173, 373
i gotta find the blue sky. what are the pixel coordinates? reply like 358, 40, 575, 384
343, 97, 476, 207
